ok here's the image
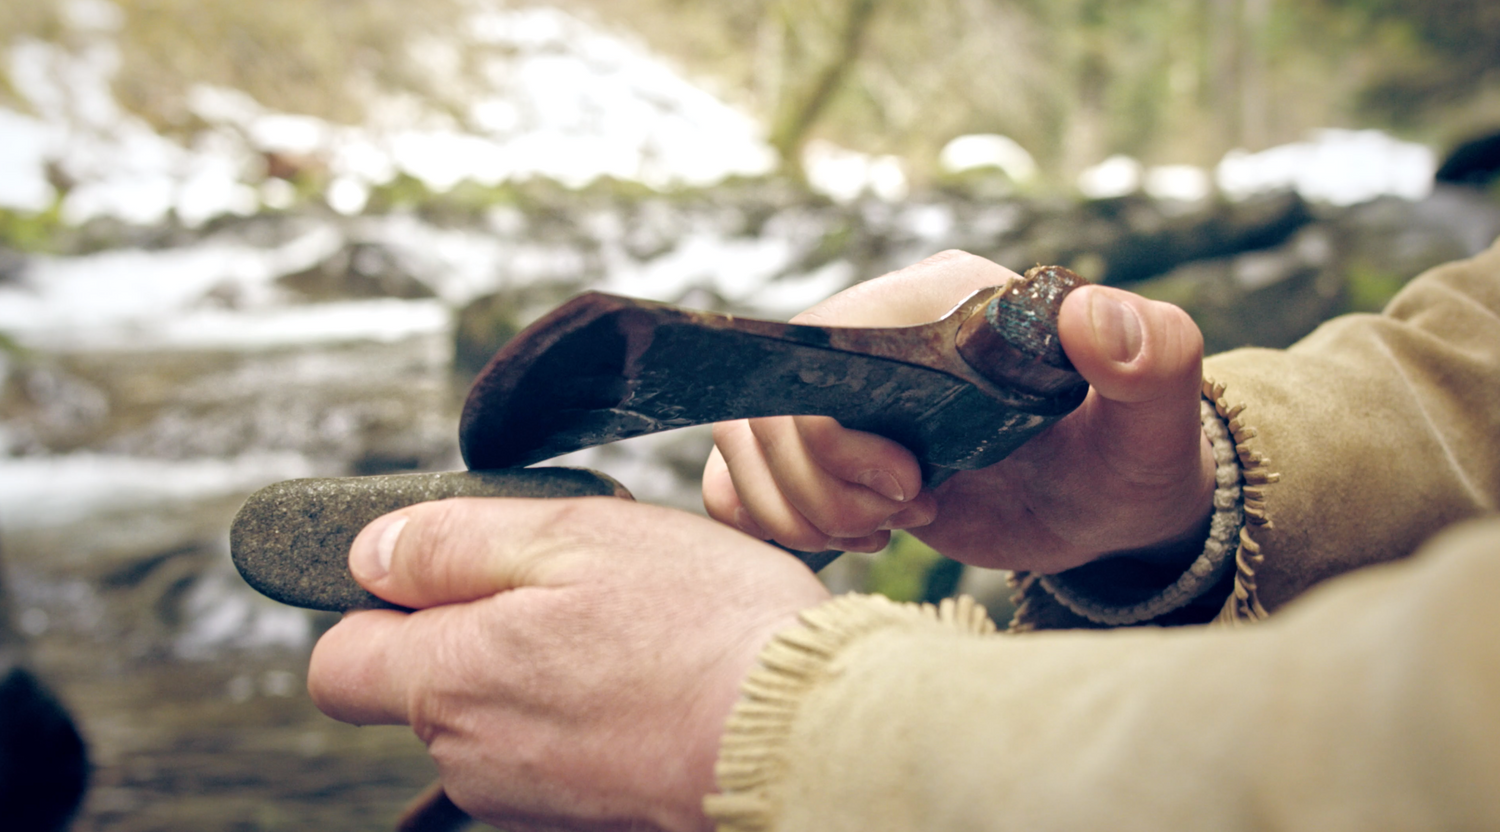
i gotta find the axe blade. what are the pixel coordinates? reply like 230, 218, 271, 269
460, 268, 1087, 475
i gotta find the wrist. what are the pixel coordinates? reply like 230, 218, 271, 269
682, 605, 821, 832
1034, 398, 1243, 626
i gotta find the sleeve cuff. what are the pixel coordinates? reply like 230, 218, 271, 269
1033, 397, 1245, 626
703, 593, 995, 831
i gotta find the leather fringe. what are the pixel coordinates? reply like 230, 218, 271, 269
1203, 378, 1278, 624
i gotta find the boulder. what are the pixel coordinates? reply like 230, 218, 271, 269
1013, 192, 1314, 285
1436, 129, 1500, 188
276, 242, 435, 302
0, 545, 88, 832
453, 291, 525, 382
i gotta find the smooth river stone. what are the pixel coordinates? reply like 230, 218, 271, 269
231, 468, 632, 612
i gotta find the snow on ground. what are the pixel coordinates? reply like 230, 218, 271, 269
0, 1, 776, 228
1074, 129, 1436, 205
0, 451, 316, 529
0, 222, 456, 351
0, 1, 1447, 227
1217, 129, 1436, 206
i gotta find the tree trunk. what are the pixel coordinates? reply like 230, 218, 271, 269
768, 0, 885, 177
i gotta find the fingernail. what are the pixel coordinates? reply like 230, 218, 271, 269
857, 470, 906, 502
879, 504, 935, 531
352, 515, 407, 581
1089, 289, 1143, 364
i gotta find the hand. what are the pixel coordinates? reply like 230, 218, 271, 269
307, 497, 830, 832
702, 250, 1215, 575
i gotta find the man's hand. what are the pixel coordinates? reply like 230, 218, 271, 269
702, 250, 1215, 575
307, 497, 830, 832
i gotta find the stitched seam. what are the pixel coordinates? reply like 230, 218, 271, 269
1203, 377, 1279, 625
704, 594, 995, 831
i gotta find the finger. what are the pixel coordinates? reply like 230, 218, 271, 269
307, 608, 418, 726
793, 250, 1021, 327
748, 415, 919, 540
710, 430, 905, 553
827, 535, 891, 554
347, 496, 616, 609
1057, 285, 1210, 484
702, 443, 768, 539
713, 419, 837, 551
793, 415, 924, 505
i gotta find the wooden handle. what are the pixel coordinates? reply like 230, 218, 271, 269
955, 264, 1088, 398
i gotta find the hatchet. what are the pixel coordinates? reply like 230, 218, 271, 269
230, 264, 1087, 612
229, 264, 1087, 832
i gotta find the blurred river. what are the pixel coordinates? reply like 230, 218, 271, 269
3, 332, 455, 830
0, 199, 904, 830
4, 179, 1499, 830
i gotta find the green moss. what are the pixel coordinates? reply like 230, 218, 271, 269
361, 174, 432, 214
0, 330, 30, 358
801, 220, 855, 271
1129, 270, 1202, 308
1343, 261, 1408, 313
865, 531, 945, 603
0, 204, 66, 253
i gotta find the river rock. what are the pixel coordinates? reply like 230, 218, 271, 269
0, 543, 89, 832
1133, 225, 1344, 353
231, 468, 632, 612
1436, 129, 1500, 187
1006, 191, 1313, 285
0, 337, 457, 474
276, 242, 436, 302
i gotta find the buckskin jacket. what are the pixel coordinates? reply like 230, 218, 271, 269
704, 237, 1500, 831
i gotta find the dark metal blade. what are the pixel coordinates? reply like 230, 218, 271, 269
460, 288, 1083, 473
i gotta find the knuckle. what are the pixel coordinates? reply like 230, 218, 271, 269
761, 512, 832, 551
794, 416, 848, 457
531, 496, 626, 555
920, 248, 979, 267
746, 414, 795, 448
801, 500, 880, 539
541, 497, 605, 534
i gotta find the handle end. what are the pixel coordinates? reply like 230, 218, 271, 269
955, 265, 1089, 398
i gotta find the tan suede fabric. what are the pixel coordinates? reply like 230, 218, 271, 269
708, 240, 1500, 829
708, 517, 1500, 831
1200, 239, 1500, 616
1012, 236, 1500, 627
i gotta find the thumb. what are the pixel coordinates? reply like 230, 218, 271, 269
1057, 285, 1207, 480
348, 497, 590, 609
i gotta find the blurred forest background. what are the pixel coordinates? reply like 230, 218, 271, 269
5, 0, 1500, 188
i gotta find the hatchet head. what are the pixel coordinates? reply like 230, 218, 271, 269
460, 265, 1088, 480
231, 265, 1088, 613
